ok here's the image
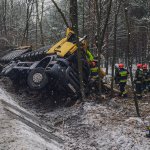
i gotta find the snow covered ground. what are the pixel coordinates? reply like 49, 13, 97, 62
0, 78, 150, 150
62, 101, 150, 150
0, 87, 62, 150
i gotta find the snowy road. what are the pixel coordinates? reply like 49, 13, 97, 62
0, 87, 63, 150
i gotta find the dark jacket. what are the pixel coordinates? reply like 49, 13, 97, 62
117, 68, 128, 83
135, 69, 143, 83
143, 69, 149, 82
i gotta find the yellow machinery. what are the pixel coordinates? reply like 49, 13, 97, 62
46, 28, 105, 78
1, 28, 106, 97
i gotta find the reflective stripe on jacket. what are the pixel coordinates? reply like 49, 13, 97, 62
90, 67, 98, 78
118, 68, 128, 83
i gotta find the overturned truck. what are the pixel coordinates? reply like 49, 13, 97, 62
0, 28, 105, 99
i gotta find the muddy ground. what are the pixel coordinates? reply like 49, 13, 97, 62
0, 77, 150, 150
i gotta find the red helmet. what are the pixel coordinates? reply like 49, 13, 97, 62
142, 64, 148, 69
137, 64, 142, 69
91, 61, 96, 67
118, 64, 124, 68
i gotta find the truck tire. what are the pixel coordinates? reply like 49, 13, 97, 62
0, 49, 30, 63
27, 67, 48, 90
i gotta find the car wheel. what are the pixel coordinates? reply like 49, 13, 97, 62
27, 67, 48, 90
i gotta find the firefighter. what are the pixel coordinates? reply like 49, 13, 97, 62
90, 60, 99, 79
117, 64, 128, 97
142, 64, 149, 93
85, 49, 99, 78
148, 68, 150, 92
81, 39, 94, 63
134, 64, 143, 99
83, 44, 105, 84
85, 50, 99, 91
146, 67, 150, 92
82, 43, 98, 78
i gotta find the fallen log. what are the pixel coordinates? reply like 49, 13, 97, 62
103, 83, 120, 93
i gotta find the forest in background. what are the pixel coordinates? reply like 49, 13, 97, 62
0, 0, 150, 69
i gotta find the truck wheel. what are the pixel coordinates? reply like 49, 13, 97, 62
27, 67, 48, 90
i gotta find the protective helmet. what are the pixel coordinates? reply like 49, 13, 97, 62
91, 61, 96, 67
118, 64, 124, 68
142, 64, 148, 69
137, 64, 142, 69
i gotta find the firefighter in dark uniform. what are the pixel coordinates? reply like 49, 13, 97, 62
146, 66, 150, 92
134, 64, 143, 99
142, 64, 149, 93
82, 41, 98, 79
148, 68, 150, 92
85, 49, 99, 79
117, 64, 128, 97
82, 41, 106, 92
84, 48, 99, 91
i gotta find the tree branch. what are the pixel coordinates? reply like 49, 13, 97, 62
51, 0, 69, 28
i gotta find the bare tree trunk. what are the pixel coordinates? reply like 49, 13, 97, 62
95, 0, 112, 99
70, 0, 85, 100
21, 1, 33, 45
51, 0, 69, 28
105, 27, 109, 75
111, 0, 121, 97
26, 3, 29, 45
95, 0, 102, 97
39, 0, 45, 46
82, 0, 85, 36
35, 0, 38, 48
124, 7, 140, 117
3, 0, 7, 36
